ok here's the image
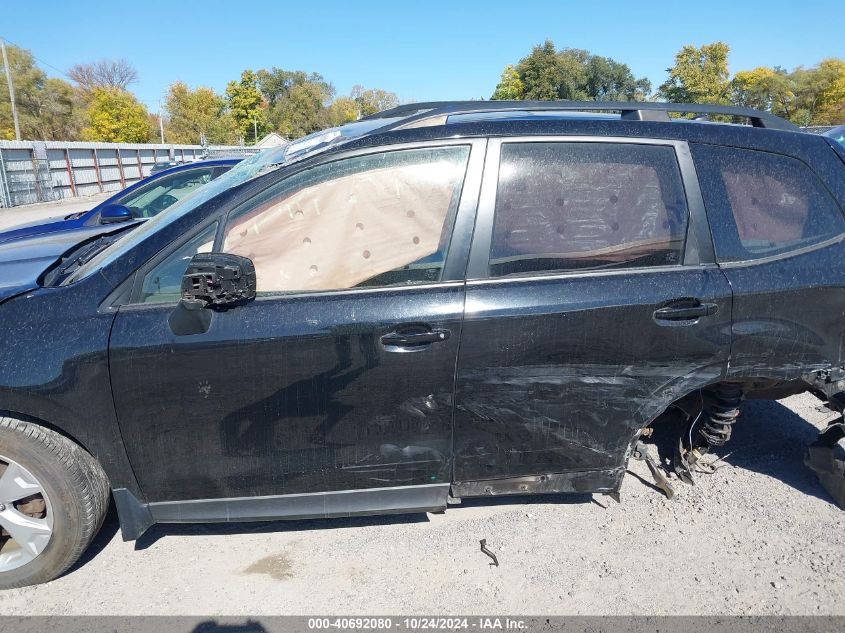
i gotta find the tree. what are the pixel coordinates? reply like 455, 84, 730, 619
726, 59, 845, 126
794, 58, 845, 125
225, 70, 268, 143
165, 81, 238, 144
730, 66, 795, 119
585, 55, 651, 101
517, 40, 566, 100
256, 68, 335, 137
816, 61, 845, 124
68, 59, 138, 93
490, 40, 650, 101
1, 43, 79, 140
257, 68, 334, 107
327, 96, 358, 126
351, 85, 398, 116
491, 65, 524, 100
82, 87, 150, 142
31, 78, 82, 140
658, 42, 731, 104
271, 82, 331, 138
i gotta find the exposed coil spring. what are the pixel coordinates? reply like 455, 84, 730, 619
698, 383, 743, 447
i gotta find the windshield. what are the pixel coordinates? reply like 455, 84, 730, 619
114, 166, 219, 219
824, 125, 845, 148
68, 117, 408, 282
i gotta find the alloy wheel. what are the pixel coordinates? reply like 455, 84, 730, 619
0, 454, 53, 573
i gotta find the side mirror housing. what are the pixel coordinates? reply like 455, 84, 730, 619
180, 252, 257, 310
99, 204, 133, 224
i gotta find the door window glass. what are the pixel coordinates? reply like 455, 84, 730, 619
222, 146, 470, 294
691, 144, 845, 261
139, 222, 218, 303
489, 142, 689, 277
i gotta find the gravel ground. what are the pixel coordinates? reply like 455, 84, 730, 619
0, 392, 842, 615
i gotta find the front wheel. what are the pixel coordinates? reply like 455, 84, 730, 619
0, 417, 109, 589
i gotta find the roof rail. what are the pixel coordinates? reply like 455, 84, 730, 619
364, 101, 799, 132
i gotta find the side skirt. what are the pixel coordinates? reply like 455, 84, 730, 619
451, 468, 624, 498
112, 483, 450, 541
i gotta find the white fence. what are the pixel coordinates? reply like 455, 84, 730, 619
0, 140, 256, 208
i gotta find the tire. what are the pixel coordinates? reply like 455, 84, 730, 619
0, 417, 109, 589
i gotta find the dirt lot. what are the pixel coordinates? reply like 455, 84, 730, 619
0, 392, 841, 616
0, 199, 843, 616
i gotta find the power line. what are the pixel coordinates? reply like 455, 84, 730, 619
0, 33, 77, 82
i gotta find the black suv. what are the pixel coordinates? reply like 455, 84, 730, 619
2, 102, 845, 588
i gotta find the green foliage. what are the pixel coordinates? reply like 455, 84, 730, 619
658, 42, 731, 104
491, 65, 524, 100
490, 39, 844, 124
225, 70, 269, 143
271, 82, 331, 139
1, 44, 80, 140
520, 41, 573, 100
8, 38, 839, 146
257, 68, 334, 107
490, 40, 650, 102
32, 78, 82, 140
586, 55, 651, 101
730, 67, 794, 118
817, 62, 845, 125
327, 96, 358, 127
81, 87, 150, 142
727, 59, 845, 125
257, 68, 335, 138
165, 81, 238, 144
792, 59, 845, 125
351, 85, 399, 117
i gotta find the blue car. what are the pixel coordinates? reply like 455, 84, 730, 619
0, 158, 241, 243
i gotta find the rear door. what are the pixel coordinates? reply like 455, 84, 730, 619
453, 137, 733, 489
690, 143, 845, 384
108, 140, 485, 503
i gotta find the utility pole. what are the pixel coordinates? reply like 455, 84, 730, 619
158, 98, 165, 143
0, 39, 21, 141
253, 116, 258, 144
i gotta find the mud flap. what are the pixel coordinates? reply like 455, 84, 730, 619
805, 421, 845, 509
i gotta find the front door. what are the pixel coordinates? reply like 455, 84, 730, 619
453, 138, 733, 488
109, 141, 483, 502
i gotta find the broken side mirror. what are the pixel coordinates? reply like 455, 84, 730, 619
168, 253, 257, 335
180, 252, 257, 309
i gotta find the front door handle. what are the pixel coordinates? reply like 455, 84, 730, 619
380, 328, 451, 349
654, 301, 719, 322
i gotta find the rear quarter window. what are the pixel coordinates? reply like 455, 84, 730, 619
691, 144, 845, 262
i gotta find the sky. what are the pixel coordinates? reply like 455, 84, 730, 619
2, 0, 844, 112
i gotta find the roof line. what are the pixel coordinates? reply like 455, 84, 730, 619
362, 101, 799, 132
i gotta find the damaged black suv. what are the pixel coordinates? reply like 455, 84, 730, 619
1, 101, 845, 588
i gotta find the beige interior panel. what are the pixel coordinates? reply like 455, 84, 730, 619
223, 161, 462, 293
722, 170, 808, 243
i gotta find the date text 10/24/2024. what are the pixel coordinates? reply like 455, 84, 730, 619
307, 617, 528, 630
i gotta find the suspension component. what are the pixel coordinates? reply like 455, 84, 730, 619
674, 383, 743, 484
698, 382, 742, 446
632, 441, 675, 499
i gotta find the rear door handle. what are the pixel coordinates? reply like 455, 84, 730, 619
380, 328, 451, 349
654, 302, 719, 322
